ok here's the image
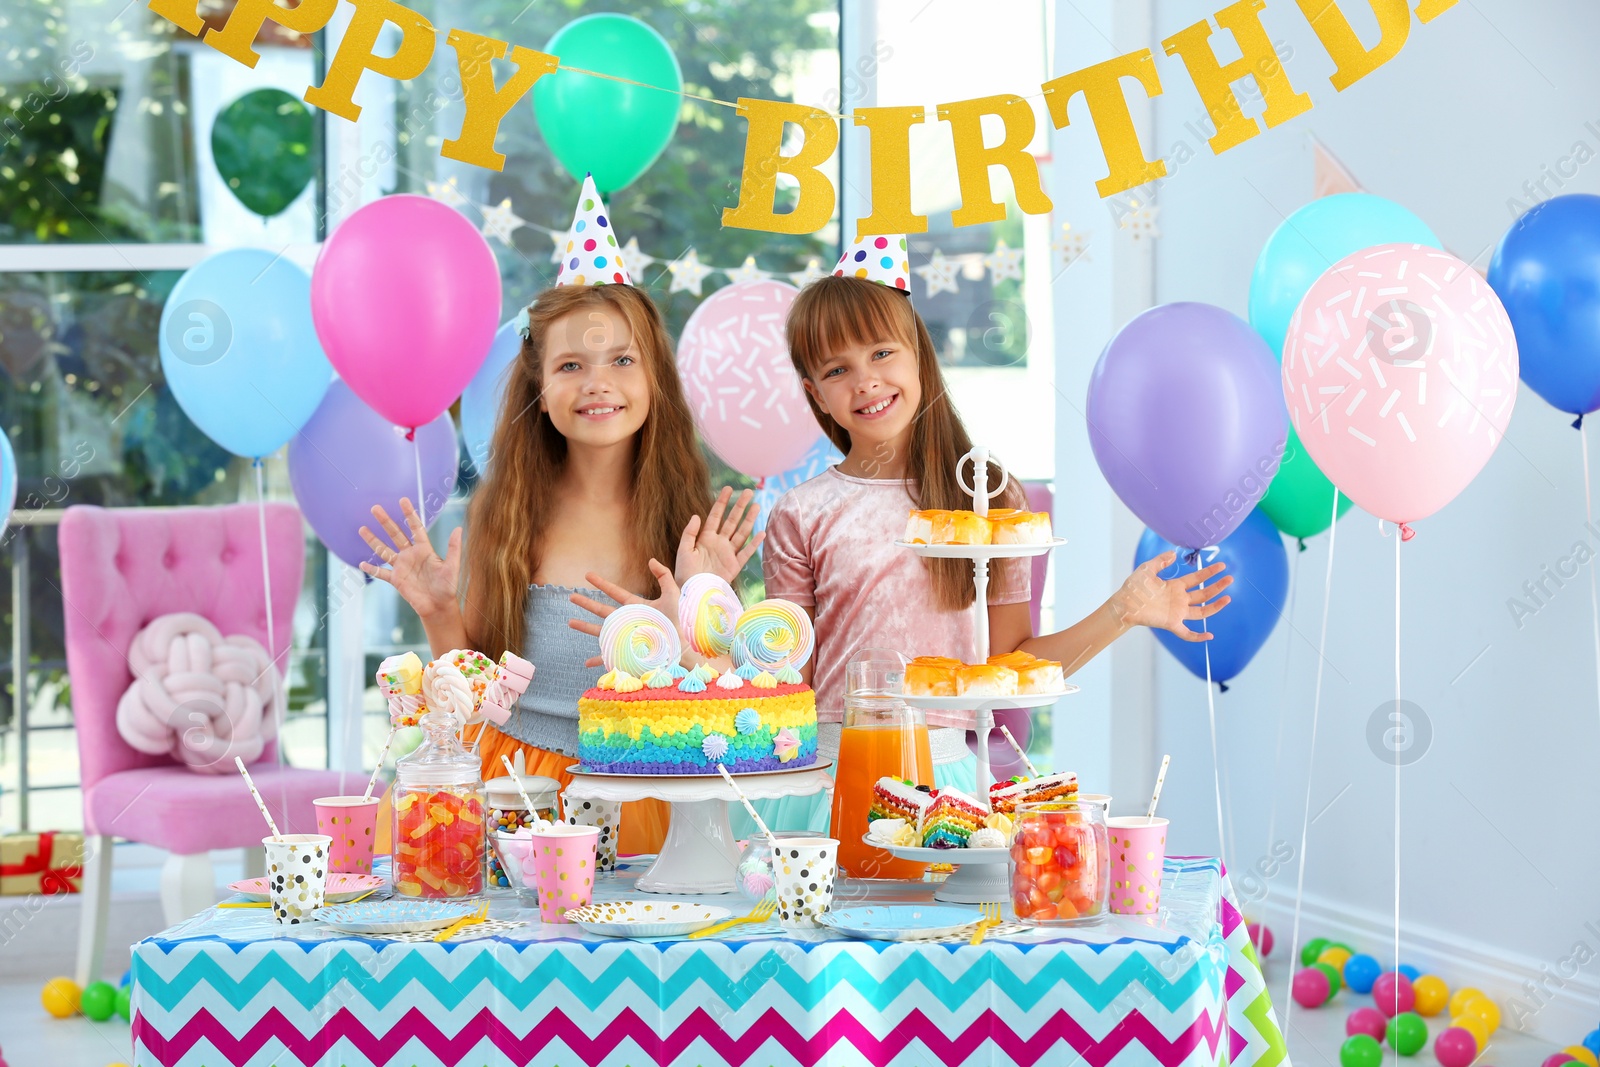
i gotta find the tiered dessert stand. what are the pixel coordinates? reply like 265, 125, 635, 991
865, 445, 1076, 903
565, 762, 833, 895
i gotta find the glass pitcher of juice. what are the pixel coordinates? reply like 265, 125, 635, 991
830, 649, 933, 879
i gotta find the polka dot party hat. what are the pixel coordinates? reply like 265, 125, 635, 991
832, 232, 911, 293
556, 173, 632, 288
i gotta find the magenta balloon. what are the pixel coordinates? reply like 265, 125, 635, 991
311, 195, 501, 428
1087, 303, 1286, 549
676, 280, 823, 479
288, 379, 459, 569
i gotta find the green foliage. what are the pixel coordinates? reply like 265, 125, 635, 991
0, 83, 128, 242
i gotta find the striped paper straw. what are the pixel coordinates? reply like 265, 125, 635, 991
1147, 754, 1172, 819
998, 724, 1039, 778
363, 728, 397, 803
235, 756, 283, 840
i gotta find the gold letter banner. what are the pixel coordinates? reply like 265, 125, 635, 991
721, 98, 840, 236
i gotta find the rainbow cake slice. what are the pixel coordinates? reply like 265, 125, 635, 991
1018, 771, 1079, 805
578, 681, 816, 774
921, 787, 988, 849
870, 777, 934, 824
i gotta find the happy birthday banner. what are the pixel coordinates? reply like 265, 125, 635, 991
151, 0, 1455, 238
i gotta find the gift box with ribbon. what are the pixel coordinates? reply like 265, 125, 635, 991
0, 831, 85, 895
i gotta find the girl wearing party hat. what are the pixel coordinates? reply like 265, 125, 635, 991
761, 232, 1235, 844
359, 175, 761, 854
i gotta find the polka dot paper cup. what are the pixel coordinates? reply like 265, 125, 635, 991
1107, 816, 1168, 916
313, 796, 380, 874
771, 837, 839, 929
563, 797, 621, 872
263, 834, 331, 924
529, 824, 601, 924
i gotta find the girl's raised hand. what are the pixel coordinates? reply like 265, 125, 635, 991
675, 486, 764, 584
568, 559, 683, 668
1111, 551, 1233, 642
358, 499, 462, 619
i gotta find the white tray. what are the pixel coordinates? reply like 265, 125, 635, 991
894, 539, 1066, 559
897, 688, 1078, 712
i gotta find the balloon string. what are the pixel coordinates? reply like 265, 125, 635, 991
1263, 547, 1301, 899
413, 432, 427, 529
1582, 424, 1600, 748
1393, 515, 1402, 1019
1198, 556, 1228, 881
254, 459, 278, 679
1283, 489, 1339, 1045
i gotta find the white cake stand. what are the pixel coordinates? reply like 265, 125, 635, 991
564, 761, 834, 895
860, 835, 1010, 904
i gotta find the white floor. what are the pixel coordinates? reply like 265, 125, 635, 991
0, 855, 1570, 1066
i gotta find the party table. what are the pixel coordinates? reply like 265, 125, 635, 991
129, 856, 1286, 1067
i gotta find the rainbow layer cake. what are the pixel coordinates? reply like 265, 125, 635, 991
922, 787, 988, 849
990, 770, 1079, 814
870, 777, 934, 824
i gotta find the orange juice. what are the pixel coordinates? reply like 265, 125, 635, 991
831, 722, 933, 879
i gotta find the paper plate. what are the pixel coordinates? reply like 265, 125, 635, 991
315, 899, 479, 935
816, 904, 982, 941
565, 899, 732, 938
227, 872, 385, 903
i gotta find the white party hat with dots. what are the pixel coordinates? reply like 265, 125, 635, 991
556, 173, 632, 287
831, 232, 911, 293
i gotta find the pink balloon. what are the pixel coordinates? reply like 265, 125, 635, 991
677, 280, 824, 479
311, 195, 501, 429
1282, 244, 1517, 527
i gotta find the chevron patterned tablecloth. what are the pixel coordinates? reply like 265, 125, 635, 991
129, 855, 1285, 1067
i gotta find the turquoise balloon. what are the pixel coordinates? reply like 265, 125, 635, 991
159, 249, 332, 458
0, 430, 15, 533
1249, 193, 1442, 357
534, 14, 682, 193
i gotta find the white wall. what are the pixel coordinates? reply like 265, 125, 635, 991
1136, 0, 1600, 1038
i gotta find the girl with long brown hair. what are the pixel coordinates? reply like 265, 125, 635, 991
359, 200, 760, 852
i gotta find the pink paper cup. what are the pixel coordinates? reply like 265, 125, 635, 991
529, 824, 601, 924
314, 796, 381, 874
1108, 816, 1168, 915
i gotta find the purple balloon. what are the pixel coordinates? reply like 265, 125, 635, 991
1087, 303, 1286, 549
288, 379, 459, 569
968, 706, 1032, 779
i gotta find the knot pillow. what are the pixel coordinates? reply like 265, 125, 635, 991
115, 612, 284, 773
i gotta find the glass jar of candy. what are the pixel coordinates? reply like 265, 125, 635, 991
1010, 798, 1109, 925
483, 772, 560, 888
392, 707, 485, 899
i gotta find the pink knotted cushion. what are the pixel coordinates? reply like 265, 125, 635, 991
115, 612, 283, 773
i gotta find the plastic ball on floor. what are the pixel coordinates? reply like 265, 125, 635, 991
1342, 1034, 1386, 1067
1584, 1030, 1600, 1058
1313, 962, 1345, 997
40, 977, 80, 1019
1347, 1007, 1390, 1040
1344, 954, 1382, 995
1398, 963, 1423, 981
115, 986, 132, 1022
1388, 1011, 1429, 1056
1248, 921, 1275, 957
1373, 972, 1416, 1017
80, 981, 117, 1022
1434, 1026, 1478, 1067
1320, 945, 1356, 973
1460, 994, 1500, 1034
1294, 966, 1333, 1008
1451, 1015, 1490, 1048
1449, 987, 1485, 1017
1412, 975, 1450, 1017
1302, 937, 1331, 967
1563, 1046, 1599, 1067
1543, 1055, 1577, 1067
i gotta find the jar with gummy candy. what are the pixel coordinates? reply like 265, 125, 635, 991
392, 705, 485, 899
1010, 799, 1108, 925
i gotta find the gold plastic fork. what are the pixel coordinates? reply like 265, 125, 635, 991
969, 901, 1002, 946
687, 896, 777, 939
433, 903, 489, 942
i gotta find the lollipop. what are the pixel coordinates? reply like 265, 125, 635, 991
678, 574, 742, 658
599, 604, 683, 682
731, 599, 814, 681
422, 659, 475, 725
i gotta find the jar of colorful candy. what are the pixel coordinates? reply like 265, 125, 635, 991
392, 706, 485, 899
483, 772, 560, 888
1010, 798, 1108, 925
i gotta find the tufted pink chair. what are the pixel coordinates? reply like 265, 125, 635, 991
59, 503, 351, 983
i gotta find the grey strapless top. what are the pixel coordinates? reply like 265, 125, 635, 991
496, 584, 616, 757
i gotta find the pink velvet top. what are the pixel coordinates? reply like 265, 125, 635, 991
762, 468, 1029, 728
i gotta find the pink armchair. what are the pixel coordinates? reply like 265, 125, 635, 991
59, 503, 351, 983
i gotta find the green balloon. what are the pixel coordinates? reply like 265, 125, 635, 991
534, 14, 682, 193
1387, 1012, 1428, 1056
1260, 426, 1352, 541
115, 984, 133, 1022
81, 980, 117, 1021
211, 89, 314, 218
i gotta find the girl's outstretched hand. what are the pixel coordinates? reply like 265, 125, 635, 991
1112, 551, 1232, 642
568, 559, 682, 668
358, 498, 462, 619
675, 486, 764, 584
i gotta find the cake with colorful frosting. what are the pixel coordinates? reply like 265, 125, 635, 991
577, 579, 818, 774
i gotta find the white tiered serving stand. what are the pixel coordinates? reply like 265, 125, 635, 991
565, 761, 833, 895
865, 446, 1076, 902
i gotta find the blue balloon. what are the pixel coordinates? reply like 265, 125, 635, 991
0, 431, 14, 533
1134, 508, 1288, 685
1488, 194, 1600, 416
1249, 193, 1442, 357
753, 435, 843, 535
459, 318, 525, 475
159, 248, 332, 458
1343, 953, 1382, 995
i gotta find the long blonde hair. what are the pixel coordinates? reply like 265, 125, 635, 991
787, 276, 1022, 610
465, 285, 711, 658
